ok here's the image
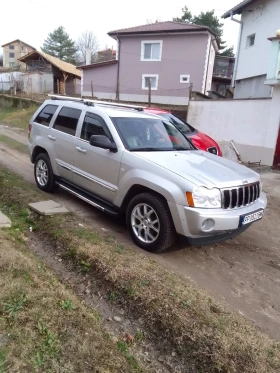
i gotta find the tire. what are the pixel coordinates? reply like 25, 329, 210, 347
34, 153, 57, 193
126, 192, 177, 252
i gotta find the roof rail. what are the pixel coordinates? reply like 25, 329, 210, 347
48, 94, 95, 106
93, 100, 145, 111
47, 94, 145, 111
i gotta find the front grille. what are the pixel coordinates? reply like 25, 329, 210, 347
222, 182, 260, 209
207, 147, 218, 155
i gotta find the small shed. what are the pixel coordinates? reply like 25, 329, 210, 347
18, 50, 81, 95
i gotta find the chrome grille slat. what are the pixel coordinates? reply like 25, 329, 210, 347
222, 182, 260, 209
247, 185, 251, 205
236, 188, 239, 207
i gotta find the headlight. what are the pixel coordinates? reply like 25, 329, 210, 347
186, 187, 221, 208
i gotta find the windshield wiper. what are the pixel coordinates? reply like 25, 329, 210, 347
131, 147, 174, 152
173, 145, 192, 151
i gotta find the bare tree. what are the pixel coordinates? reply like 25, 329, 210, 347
76, 31, 99, 65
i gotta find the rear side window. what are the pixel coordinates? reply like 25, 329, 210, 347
53, 107, 81, 136
80, 113, 108, 141
35, 104, 58, 126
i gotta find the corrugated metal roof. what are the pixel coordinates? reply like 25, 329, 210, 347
222, 0, 256, 18
18, 50, 81, 78
108, 21, 215, 36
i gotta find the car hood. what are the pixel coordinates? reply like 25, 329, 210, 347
189, 131, 222, 155
134, 150, 259, 188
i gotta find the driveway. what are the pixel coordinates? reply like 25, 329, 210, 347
1, 125, 280, 340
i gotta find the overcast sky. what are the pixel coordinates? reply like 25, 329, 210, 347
1, 0, 240, 53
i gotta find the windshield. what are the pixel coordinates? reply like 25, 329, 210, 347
159, 113, 195, 134
112, 117, 194, 151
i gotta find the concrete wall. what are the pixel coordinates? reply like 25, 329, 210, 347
21, 73, 53, 94
237, 0, 280, 81
234, 74, 273, 98
81, 63, 118, 99
187, 92, 280, 166
0, 94, 41, 109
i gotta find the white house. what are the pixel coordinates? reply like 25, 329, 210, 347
222, 0, 280, 99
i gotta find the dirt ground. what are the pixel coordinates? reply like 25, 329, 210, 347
1, 125, 280, 340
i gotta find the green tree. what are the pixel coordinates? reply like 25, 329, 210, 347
41, 26, 78, 64
173, 6, 192, 23
173, 7, 234, 57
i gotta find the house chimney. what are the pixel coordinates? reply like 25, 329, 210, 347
86, 48, 91, 65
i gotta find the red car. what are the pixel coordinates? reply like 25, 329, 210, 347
144, 107, 222, 156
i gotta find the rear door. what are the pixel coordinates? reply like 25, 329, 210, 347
50, 106, 82, 182
73, 112, 122, 203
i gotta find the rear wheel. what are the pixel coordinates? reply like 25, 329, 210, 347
126, 192, 177, 252
34, 153, 57, 193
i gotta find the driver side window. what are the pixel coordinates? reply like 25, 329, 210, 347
81, 113, 108, 141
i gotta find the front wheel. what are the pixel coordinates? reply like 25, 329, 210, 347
126, 193, 177, 252
34, 153, 57, 193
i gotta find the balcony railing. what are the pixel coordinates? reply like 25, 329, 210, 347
213, 60, 234, 78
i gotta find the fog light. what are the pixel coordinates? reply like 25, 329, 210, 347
202, 219, 215, 232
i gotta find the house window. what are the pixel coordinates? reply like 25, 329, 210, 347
9, 45, 14, 50
180, 75, 190, 84
142, 74, 159, 90
9, 62, 15, 67
246, 34, 255, 48
141, 41, 162, 61
9, 52, 15, 58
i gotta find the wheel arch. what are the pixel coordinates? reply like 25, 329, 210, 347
120, 184, 168, 213
31, 146, 48, 163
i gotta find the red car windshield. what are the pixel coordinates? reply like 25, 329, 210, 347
159, 113, 195, 135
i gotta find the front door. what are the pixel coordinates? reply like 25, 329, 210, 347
51, 106, 82, 181
73, 112, 122, 203
273, 126, 280, 169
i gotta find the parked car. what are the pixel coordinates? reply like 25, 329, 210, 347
28, 96, 266, 252
144, 107, 222, 156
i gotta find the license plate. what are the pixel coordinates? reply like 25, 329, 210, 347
241, 209, 264, 226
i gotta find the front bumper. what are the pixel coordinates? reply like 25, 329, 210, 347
168, 192, 267, 241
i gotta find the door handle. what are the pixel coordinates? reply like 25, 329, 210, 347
76, 146, 87, 154
48, 135, 56, 141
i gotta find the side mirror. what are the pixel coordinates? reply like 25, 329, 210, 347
89, 135, 117, 153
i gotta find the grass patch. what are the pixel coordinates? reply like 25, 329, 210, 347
0, 134, 28, 154
1, 164, 280, 372
0, 105, 38, 130
0, 348, 7, 373
0, 230, 136, 372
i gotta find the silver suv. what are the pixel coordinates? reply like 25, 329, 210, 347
28, 96, 267, 252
